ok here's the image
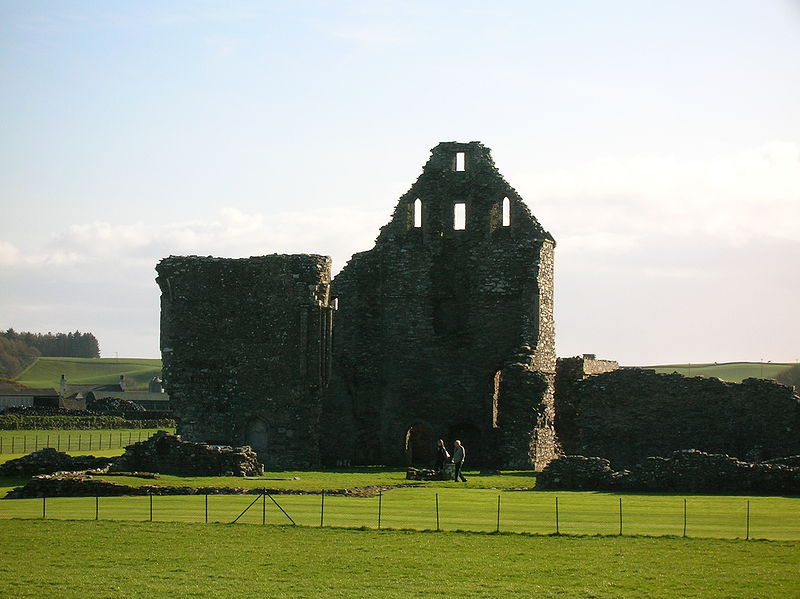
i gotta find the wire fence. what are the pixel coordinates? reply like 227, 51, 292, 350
2, 490, 797, 541
0, 430, 169, 454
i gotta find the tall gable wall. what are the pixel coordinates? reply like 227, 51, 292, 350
321, 142, 557, 469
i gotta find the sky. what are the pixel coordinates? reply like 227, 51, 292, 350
1, 0, 799, 365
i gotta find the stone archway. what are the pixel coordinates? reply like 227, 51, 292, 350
245, 418, 268, 454
405, 423, 435, 467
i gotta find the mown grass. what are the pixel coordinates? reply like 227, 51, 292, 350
1, 519, 798, 599
647, 361, 797, 382
2, 483, 798, 541
16, 356, 162, 390
0, 428, 174, 455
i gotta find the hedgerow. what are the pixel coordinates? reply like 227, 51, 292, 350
0, 415, 176, 430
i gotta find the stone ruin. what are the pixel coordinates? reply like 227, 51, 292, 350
537, 450, 800, 495
556, 366, 800, 469
322, 141, 556, 469
109, 431, 263, 477
158, 141, 557, 470
156, 254, 332, 469
0, 448, 111, 478
0, 432, 261, 479
155, 141, 800, 474
3, 432, 264, 498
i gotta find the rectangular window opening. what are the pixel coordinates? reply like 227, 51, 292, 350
454, 202, 466, 230
454, 152, 466, 171
413, 199, 422, 228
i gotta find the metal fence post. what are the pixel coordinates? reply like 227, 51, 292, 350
205, 494, 208, 524
262, 489, 266, 525
149, 493, 153, 522
435, 493, 440, 531
683, 499, 687, 538
42, 496, 46, 519
619, 498, 623, 536
96, 495, 99, 521
377, 489, 382, 530
555, 497, 560, 535
320, 490, 325, 527
496, 495, 501, 533
746, 500, 750, 541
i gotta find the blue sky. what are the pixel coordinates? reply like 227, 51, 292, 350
1, 0, 799, 364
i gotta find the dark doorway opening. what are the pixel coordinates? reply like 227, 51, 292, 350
447, 423, 483, 467
246, 418, 268, 454
405, 423, 435, 467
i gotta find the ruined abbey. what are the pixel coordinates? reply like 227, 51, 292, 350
156, 141, 800, 471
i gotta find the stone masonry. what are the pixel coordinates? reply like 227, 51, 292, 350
156, 254, 332, 469
568, 368, 800, 469
553, 355, 619, 455
320, 141, 557, 469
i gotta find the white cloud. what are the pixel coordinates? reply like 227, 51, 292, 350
527, 141, 800, 252
0, 241, 20, 265
7, 206, 387, 274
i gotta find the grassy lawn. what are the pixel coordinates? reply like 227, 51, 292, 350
1, 519, 797, 599
0, 428, 175, 455
1, 433, 798, 541
2, 478, 797, 541
16, 356, 162, 390
647, 361, 797, 382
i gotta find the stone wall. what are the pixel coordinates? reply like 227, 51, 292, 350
321, 141, 556, 469
569, 369, 800, 468
537, 450, 800, 495
156, 254, 332, 469
0, 448, 111, 477
110, 431, 263, 476
553, 356, 619, 454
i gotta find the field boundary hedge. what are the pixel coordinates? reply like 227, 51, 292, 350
0, 415, 176, 430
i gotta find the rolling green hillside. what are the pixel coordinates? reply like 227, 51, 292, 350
16, 357, 162, 390
645, 361, 797, 383
14, 359, 797, 389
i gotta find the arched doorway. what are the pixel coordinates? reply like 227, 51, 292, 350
405, 423, 435, 466
245, 418, 268, 454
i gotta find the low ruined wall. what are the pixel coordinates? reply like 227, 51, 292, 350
0, 448, 111, 477
537, 450, 800, 495
571, 369, 800, 468
109, 431, 263, 476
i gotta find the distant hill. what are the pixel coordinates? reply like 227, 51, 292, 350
14, 358, 796, 390
644, 362, 797, 383
16, 357, 162, 390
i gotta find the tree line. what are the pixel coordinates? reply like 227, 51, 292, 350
0, 329, 101, 378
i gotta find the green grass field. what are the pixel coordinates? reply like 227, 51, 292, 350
16, 357, 162, 390
0, 428, 174, 454
2, 487, 798, 541
1, 520, 797, 599
646, 361, 797, 382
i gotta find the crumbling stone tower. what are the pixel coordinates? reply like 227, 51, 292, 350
322, 141, 556, 469
156, 255, 332, 469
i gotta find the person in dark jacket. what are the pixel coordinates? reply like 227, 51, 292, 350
435, 439, 450, 472
452, 439, 467, 482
